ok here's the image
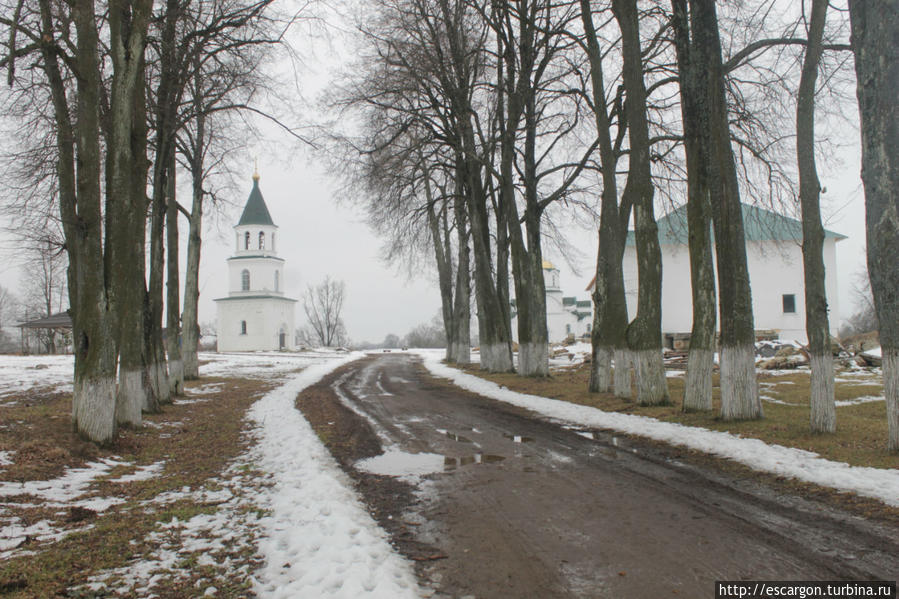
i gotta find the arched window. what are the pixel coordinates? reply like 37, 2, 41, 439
259, 231, 265, 250
244, 231, 250, 250
274, 270, 279, 291
241, 269, 250, 291
272, 233, 276, 252
240, 320, 247, 335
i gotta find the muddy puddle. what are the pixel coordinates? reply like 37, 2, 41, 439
356, 449, 506, 478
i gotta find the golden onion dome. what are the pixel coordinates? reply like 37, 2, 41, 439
542, 260, 555, 270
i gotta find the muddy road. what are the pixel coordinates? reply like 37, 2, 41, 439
297, 354, 898, 598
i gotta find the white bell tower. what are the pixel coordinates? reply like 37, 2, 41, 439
215, 169, 297, 351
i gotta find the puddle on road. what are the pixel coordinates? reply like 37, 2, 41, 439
356, 450, 445, 477
436, 428, 473, 443
356, 449, 506, 477
443, 454, 505, 470
503, 433, 534, 443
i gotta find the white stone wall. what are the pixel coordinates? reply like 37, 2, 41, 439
621, 237, 842, 344
227, 257, 285, 295
216, 297, 296, 352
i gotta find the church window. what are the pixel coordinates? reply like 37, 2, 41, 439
259, 231, 265, 250
240, 320, 247, 335
274, 270, 279, 291
783, 294, 796, 314
241, 269, 250, 291
244, 231, 250, 249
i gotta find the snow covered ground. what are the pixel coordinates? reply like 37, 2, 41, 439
0, 354, 74, 403
417, 350, 899, 508
0, 350, 423, 598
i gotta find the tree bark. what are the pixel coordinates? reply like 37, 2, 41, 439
181, 79, 206, 380
40, 0, 118, 443
693, 0, 761, 420
165, 155, 184, 395
427, 194, 455, 362
797, 0, 834, 433
614, 0, 668, 405
848, 0, 899, 451
106, 0, 155, 423
671, 0, 717, 412
579, 0, 630, 395
451, 188, 471, 364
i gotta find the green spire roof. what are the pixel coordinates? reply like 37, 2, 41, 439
626, 203, 846, 245
237, 177, 275, 227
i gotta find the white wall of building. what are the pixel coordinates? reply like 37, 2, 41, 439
622, 238, 841, 344
216, 297, 296, 351
227, 257, 286, 295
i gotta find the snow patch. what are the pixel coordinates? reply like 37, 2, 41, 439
246, 352, 422, 598
356, 450, 445, 479
418, 351, 899, 508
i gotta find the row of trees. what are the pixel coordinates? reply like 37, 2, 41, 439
334, 1, 897, 449
0, 0, 291, 442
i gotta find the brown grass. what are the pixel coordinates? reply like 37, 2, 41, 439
0, 376, 279, 598
460, 363, 898, 470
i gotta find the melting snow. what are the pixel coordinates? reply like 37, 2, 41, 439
247, 353, 422, 598
418, 350, 899, 508
356, 450, 445, 478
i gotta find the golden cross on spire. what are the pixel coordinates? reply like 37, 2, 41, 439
252, 157, 260, 181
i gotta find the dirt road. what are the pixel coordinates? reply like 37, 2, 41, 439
297, 354, 898, 598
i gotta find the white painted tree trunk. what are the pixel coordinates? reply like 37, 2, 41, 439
480, 343, 513, 373
168, 359, 184, 396
152, 361, 171, 406
74, 377, 117, 444
684, 348, 714, 411
634, 349, 669, 405
518, 342, 549, 377
452, 342, 471, 365
613, 348, 633, 398
591, 346, 613, 393
719, 343, 762, 420
885, 349, 898, 452
809, 353, 835, 433
115, 369, 143, 427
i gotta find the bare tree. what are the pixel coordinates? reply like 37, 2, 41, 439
796, 0, 834, 433
847, 0, 898, 451
613, 0, 668, 405
303, 277, 347, 347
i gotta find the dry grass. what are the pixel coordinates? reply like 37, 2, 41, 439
0, 376, 279, 598
461, 363, 898, 470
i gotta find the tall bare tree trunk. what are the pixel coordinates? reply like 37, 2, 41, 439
848, 0, 899, 451
452, 191, 471, 364
580, 0, 630, 395
41, 0, 118, 443
107, 0, 155, 422
427, 192, 455, 361
694, 0, 761, 420
181, 85, 206, 380
165, 156, 184, 395
614, 0, 668, 405
672, 0, 717, 412
797, 0, 835, 433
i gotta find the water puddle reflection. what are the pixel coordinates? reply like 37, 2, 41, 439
443, 454, 506, 470
503, 433, 534, 443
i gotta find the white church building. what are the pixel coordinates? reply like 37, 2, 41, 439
215, 172, 297, 351
616, 203, 845, 347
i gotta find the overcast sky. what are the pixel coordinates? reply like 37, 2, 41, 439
0, 1, 871, 345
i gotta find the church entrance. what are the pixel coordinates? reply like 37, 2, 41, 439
279, 328, 286, 350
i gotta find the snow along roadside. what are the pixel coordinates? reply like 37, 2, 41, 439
247, 352, 423, 599
417, 352, 899, 508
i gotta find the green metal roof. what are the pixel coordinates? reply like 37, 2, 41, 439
562, 297, 577, 306
237, 178, 275, 227
626, 203, 847, 245
576, 300, 592, 308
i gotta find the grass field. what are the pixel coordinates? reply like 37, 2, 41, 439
462, 362, 897, 470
